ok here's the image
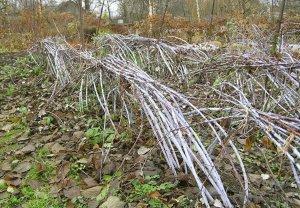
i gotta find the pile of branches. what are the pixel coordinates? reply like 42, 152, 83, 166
39, 34, 300, 207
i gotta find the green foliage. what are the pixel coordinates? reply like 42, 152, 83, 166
0, 121, 28, 156
6, 83, 15, 96
85, 127, 116, 146
127, 175, 175, 206
22, 187, 62, 208
26, 161, 55, 181
43, 116, 54, 126
96, 185, 109, 202
97, 28, 111, 36
0, 180, 7, 191
175, 195, 193, 208
69, 161, 86, 180
71, 196, 88, 208
148, 198, 168, 208
0, 185, 63, 208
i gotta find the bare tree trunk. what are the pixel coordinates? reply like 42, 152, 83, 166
158, 0, 170, 38
78, 0, 84, 46
210, 0, 216, 25
148, 0, 154, 35
271, 0, 275, 22
107, 0, 112, 22
85, 0, 90, 11
99, 0, 105, 20
272, 0, 286, 54
195, 0, 201, 21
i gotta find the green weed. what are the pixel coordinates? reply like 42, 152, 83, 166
127, 175, 175, 207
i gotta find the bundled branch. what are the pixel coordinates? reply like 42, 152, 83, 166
39, 34, 300, 207
93, 34, 208, 80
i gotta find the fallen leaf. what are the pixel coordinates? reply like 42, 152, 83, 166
83, 177, 98, 188
17, 134, 29, 142
77, 158, 88, 164
213, 199, 223, 208
63, 186, 81, 199
100, 196, 125, 208
6, 186, 18, 194
87, 199, 100, 208
56, 162, 70, 182
137, 146, 150, 155
27, 179, 43, 189
1, 162, 11, 171
51, 143, 66, 154
81, 186, 101, 198
260, 174, 270, 180
13, 161, 31, 173
16, 143, 35, 155
4, 173, 22, 187
73, 131, 84, 139
38, 109, 46, 117
149, 191, 161, 199
1, 123, 14, 132
244, 136, 255, 151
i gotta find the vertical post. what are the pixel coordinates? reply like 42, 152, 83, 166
272, 0, 286, 55
210, 0, 216, 25
78, 0, 84, 46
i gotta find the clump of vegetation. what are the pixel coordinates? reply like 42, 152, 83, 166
127, 175, 176, 207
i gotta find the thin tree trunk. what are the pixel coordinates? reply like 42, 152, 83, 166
107, 0, 112, 22
158, 0, 170, 38
78, 0, 84, 46
272, 0, 286, 54
195, 0, 201, 21
210, 0, 216, 25
148, 0, 154, 35
85, 0, 90, 11
99, 0, 105, 20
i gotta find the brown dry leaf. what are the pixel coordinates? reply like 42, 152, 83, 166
1, 162, 12, 171
36, 162, 46, 174
16, 143, 35, 155
91, 153, 101, 171
66, 201, 75, 208
149, 191, 161, 199
56, 161, 70, 183
13, 161, 31, 173
1, 123, 14, 132
87, 199, 100, 208
17, 133, 29, 142
83, 177, 98, 188
51, 143, 66, 154
261, 136, 276, 150
244, 136, 255, 151
63, 186, 81, 199
73, 131, 84, 139
50, 185, 61, 197
27, 179, 43, 189
4, 173, 22, 187
81, 186, 101, 198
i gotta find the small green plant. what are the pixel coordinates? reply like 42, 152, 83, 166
148, 198, 168, 208
71, 196, 88, 208
22, 187, 63, 208
85, 127, 116, 146
6, 83, 15, 96
127, 175, 175, 206
0, 180, 7, 191
69, 160, 86, 180
26, 161, 55, 181
43, 116, 54, 126
176, 195, 193, 208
